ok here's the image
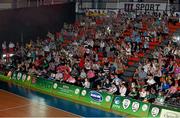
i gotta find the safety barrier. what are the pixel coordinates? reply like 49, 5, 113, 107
112, 96, 150, 117
0, 71, 179, 117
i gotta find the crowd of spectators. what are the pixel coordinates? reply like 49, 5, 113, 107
0, 10, 180, 107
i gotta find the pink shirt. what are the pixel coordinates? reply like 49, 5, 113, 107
174, 67, 180, 74
87, 70, 95, 79
169, 86, 177, 94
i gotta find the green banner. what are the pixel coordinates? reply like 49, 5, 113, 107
30, 77, 53, 94
52, 82, 81, 101
111, 96, 150, 117
0, 73, 11, 81
11, 71, 19, 84
148, 103, 180, 118
10, 71, 31, 87
79, 89, 114, 110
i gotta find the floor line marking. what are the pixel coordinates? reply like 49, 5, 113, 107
0, 104, 31, 112
0, 89, 80, 117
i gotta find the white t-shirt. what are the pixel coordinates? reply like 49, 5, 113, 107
84, 81, 90, 88
147, 78, 156, 85
140, 91, 147, 98
100, 42, 105, 48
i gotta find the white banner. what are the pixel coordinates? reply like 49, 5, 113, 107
160, 109, 180, 118
119, 2, 167, 12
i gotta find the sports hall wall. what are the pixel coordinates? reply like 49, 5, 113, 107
0, 2, 75, 45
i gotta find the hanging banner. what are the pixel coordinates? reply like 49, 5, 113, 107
95, 2, 167, 13
79, 89, 114, 110
111, 96, 150, 117
122, 2, 167, 12
52, 82, 81, 101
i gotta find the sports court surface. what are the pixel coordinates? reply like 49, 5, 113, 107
0, 81, 121, 117
0, 89, 78, 117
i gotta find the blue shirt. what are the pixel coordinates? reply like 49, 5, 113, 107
135, 36, 141, 43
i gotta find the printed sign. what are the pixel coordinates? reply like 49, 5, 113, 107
112, 96, 150, 117
90, 91, 103, 102
79, 89, 113, 110
52, 83, 81, 101
124, 3, 162, 12
160, 109, 180, 118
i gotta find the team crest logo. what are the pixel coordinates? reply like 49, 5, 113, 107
151, 107, 160, 117
22, 74, 26, 81
122, 99, 131, 109
12, 72, 16, 79
132, 102, 140, 112
17, 72, 22, 80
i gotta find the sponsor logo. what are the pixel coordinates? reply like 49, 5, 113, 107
12, 73, 16, 79
75, 88, 80, 95
114, 97, 120, 105
90, 91, 103, 102
124, 3, 161, 12
81, 90, 87, 96
151, 107, 160, 117
142, 104, 148, 111
105, 96, 111, 102
53, 83, 58, 89
63, 85, 69, 89
122, 99, 131, 109
132, 102, 140, 112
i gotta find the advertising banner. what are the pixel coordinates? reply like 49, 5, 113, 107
0, 73, 10, 81
11, 71, 19, 84
30, 77, 53, 94
160, 109, 180, 118
52, 82, 82, 101
10, 71, 31, 87
79, 89, 114, 110
111, 96, 150, 117
148, 104, 180, 118
108, 2, 167, 13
